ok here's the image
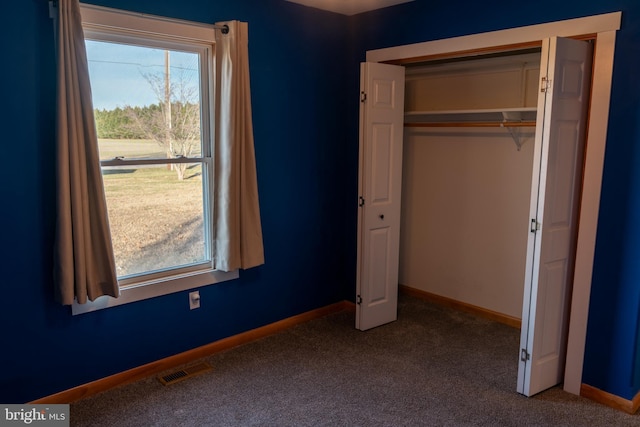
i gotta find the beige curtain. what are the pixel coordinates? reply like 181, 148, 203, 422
214, 21, 265, 271
54, 0, 119, 304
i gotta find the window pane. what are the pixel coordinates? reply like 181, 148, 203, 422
101, 164, 207, 278
85, 40, 203, 160
86, 37, 211, 282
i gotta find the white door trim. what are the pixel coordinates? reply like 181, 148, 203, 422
364, 11, 621, 395
366, 12, 620, 63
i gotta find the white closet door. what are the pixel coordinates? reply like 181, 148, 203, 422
356, 62, 405, 331
517, 37, 593, 396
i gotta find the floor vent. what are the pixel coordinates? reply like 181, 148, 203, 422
158, 362, 212, 386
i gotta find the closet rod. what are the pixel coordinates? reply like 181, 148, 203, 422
404, 121, 536, 128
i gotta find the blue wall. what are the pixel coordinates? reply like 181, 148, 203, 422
349, 0, 640, 401
4, 0, 640, 405
1, 0, 353, 403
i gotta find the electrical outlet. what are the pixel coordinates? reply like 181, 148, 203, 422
189, 291, 201, 310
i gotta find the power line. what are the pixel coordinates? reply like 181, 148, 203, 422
88, 59, 197, 72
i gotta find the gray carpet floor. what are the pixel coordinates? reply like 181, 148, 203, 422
70, 293, 640, 426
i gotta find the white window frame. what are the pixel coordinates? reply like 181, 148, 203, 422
73, 4, 238, 315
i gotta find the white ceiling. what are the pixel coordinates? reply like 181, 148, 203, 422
285, 0, 415, 16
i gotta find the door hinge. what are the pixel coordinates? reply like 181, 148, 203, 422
358, 196, 365, 207
530, 218, 540, 233
360, 91, 367, 103
540, 76, 551, 93
356, 295, 363, 305
521, 348, 530, 362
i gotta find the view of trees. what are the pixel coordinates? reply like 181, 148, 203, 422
94, 106, 148, 139
95, 53, 202, 181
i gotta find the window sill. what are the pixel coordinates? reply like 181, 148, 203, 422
71, 269, 239, 315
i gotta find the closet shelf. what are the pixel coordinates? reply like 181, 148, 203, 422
404, 107, 537, 127
404, 108, 537, 151
404, 121, 536, 128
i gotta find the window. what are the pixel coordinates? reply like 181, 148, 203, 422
73, 5, 237, 314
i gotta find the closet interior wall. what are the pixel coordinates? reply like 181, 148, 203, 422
399, 51, 541, 320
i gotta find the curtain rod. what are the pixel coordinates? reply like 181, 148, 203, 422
47, 1, 230, 33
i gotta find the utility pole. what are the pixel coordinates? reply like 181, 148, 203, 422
164, 50, 173, 163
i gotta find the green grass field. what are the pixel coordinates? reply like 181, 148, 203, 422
98, 138, 165, 160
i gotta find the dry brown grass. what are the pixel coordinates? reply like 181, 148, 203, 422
100, 139, 207, 277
